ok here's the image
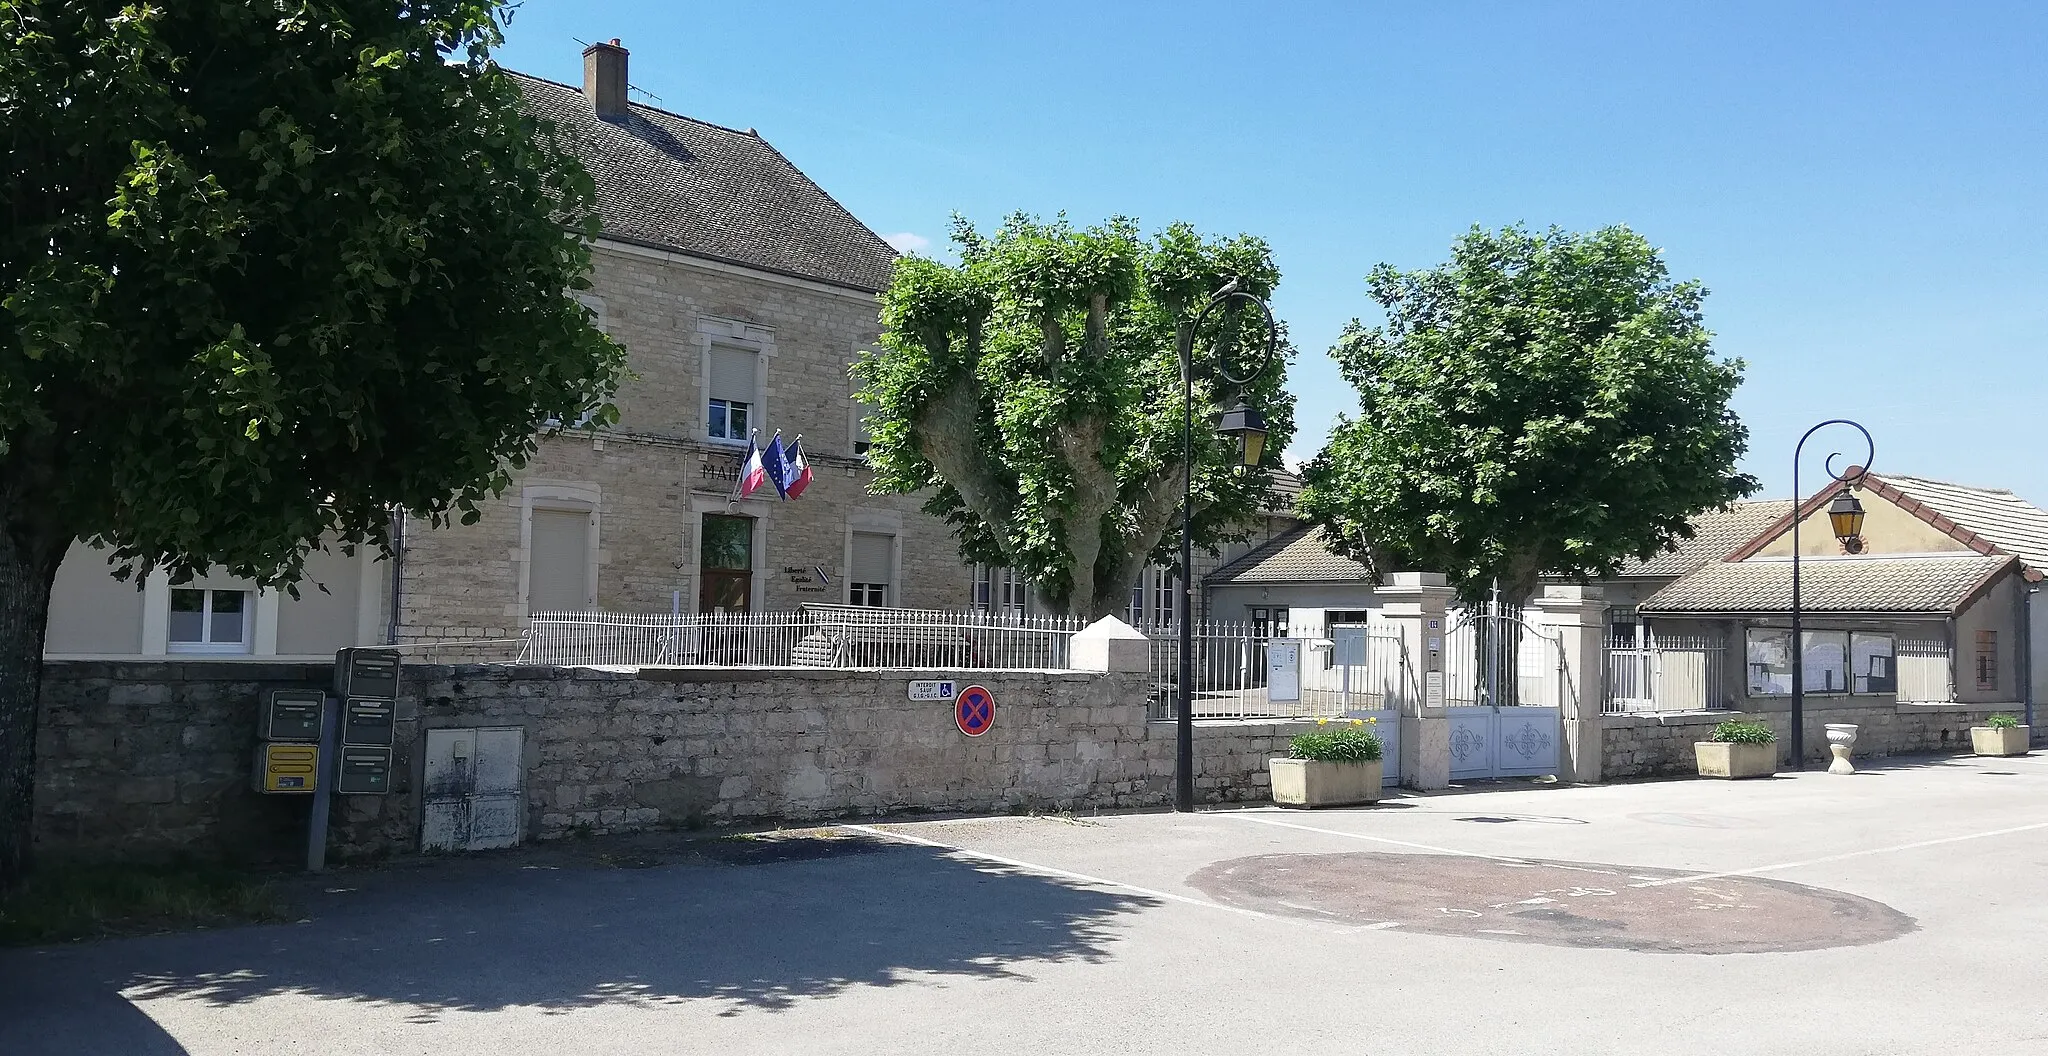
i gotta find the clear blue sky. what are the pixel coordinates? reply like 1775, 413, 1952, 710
494, 1, 2045, 503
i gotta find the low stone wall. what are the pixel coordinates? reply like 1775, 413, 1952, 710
34, 661, 1314, 864
1603, 700, 2013, 778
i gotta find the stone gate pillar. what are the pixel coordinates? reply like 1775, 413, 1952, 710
1531, 584, 1607, 783
1378, 572, 1455, 790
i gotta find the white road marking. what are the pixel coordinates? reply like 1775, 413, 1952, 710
1219, 812, 1528, 862
1629, 819, 2048, 888
839, 823, 1328, 932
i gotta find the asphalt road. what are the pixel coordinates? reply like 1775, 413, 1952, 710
6, 752, 2048, 1055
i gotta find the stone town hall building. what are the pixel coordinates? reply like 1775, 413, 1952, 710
41, 40, 1289, 663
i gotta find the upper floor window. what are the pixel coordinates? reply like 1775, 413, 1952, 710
708, 345, 757, 442
169, 588, 251, 654
1127, 566, 1175, 627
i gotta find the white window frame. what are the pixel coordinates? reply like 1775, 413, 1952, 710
697, 315, 776, 448
166, 587, 254, 654
975, 566, 1028, 615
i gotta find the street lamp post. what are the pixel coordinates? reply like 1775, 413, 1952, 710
1790, 420, 1874, 770
1175, 281, 1278, 813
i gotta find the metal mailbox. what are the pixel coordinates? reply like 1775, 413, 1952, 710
337, 747, 393, 795
335, 647, 401, 701
262, 689, 325, 743
342, 698, 394, 747
256, 743, 320, 793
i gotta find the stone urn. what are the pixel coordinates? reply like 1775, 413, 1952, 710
1824, 723, 1860, 775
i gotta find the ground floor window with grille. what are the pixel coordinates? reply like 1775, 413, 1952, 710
169, 588, 250, 653
1250, 606, 1290, 639
1975, 629, 1998, 691
699, 514, 753, 613
974, 566, 1029, 614
848, 531, 895, 607
1127, 566, 1176, 626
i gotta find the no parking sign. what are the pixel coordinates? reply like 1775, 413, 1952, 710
955, 685, 995, 737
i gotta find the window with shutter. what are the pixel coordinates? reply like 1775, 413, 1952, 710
528, 509, 593, 613
849, 532, 894, 607
708, 346, 757, 440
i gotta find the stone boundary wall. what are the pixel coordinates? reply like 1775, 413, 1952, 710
34, 661, 1313, 864
1603, 700, 2015, 778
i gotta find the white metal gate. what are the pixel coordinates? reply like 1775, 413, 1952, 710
1444, 602, 1562, 781
422, 727, 525, 852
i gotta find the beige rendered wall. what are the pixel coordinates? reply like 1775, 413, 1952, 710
45, 543, 146, 655
1752, 489, 1971, 558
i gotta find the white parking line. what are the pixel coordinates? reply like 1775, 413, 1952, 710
1629, 820, 2048, 888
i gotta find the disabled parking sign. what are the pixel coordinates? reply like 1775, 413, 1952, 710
955, 685, 995, 737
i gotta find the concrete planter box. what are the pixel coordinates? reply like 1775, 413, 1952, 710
1972, 726, 2031, 757
1270, 758, 1383, 807
1694, 741, 1777, 779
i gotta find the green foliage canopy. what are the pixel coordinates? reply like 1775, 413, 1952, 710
0, 0, 625, 882
0, 0, 624, 588
854, 215, 1295, 619
1299, 224, 1755, 600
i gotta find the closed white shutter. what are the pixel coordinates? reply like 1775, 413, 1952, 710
850, 532, 894, 587
529, 509, 592, 613
709, 347, 757, 404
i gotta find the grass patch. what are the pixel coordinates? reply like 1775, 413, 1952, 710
0, 862, 294, 947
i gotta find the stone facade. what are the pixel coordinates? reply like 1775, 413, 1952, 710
33, 660, 1311, 863
1602, 699, 2011, 778
395, 242, 976, 640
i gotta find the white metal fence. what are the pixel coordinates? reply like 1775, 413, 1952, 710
516, 608, 1410, 722
1602, 635, 1729, 714
518, 607, 1084, 669
1142, 622, 1414, 720
1896, 637, 1951, 703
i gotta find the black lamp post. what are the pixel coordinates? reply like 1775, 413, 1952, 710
1790, 419, 1874, 770
1175, 282, 1279, 813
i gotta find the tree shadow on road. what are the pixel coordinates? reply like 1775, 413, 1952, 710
0, 835, 1158, 1044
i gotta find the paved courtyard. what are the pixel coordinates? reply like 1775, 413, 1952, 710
6, 752, 2048, 1054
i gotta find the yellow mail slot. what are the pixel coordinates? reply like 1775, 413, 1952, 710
257, 743, 320, 794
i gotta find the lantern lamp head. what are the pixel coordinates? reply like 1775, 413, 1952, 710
1828, 488, 1866, 552
1216, 401, 1268, 469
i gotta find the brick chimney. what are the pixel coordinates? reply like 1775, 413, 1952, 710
583, 38, 628, 118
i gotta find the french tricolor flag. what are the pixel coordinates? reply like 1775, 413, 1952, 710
780, 437, 813, 499
737, 436, 770, 498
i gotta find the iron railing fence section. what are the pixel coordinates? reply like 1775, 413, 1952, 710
1601, 634, 1730, 714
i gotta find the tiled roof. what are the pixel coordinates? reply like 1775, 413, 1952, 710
510, 73, 898, 291
1616, 500, 1796, 578
1261, 470, 1304, 515
1879, 475, 2048, 575
1639, 555, 2012, 615
1207, 525, 1371, 585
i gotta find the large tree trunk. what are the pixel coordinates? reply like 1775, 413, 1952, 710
0, 519, 65, 888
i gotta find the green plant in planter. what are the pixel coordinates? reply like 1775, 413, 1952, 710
1710, 719, 1776, 744
1289, 718, 1384, 762
1987, 714, 2023, 729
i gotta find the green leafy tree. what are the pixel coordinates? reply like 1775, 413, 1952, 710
0, 1, 626, 882
854, 215, 1294, 620
1299, 224, 1755, 602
